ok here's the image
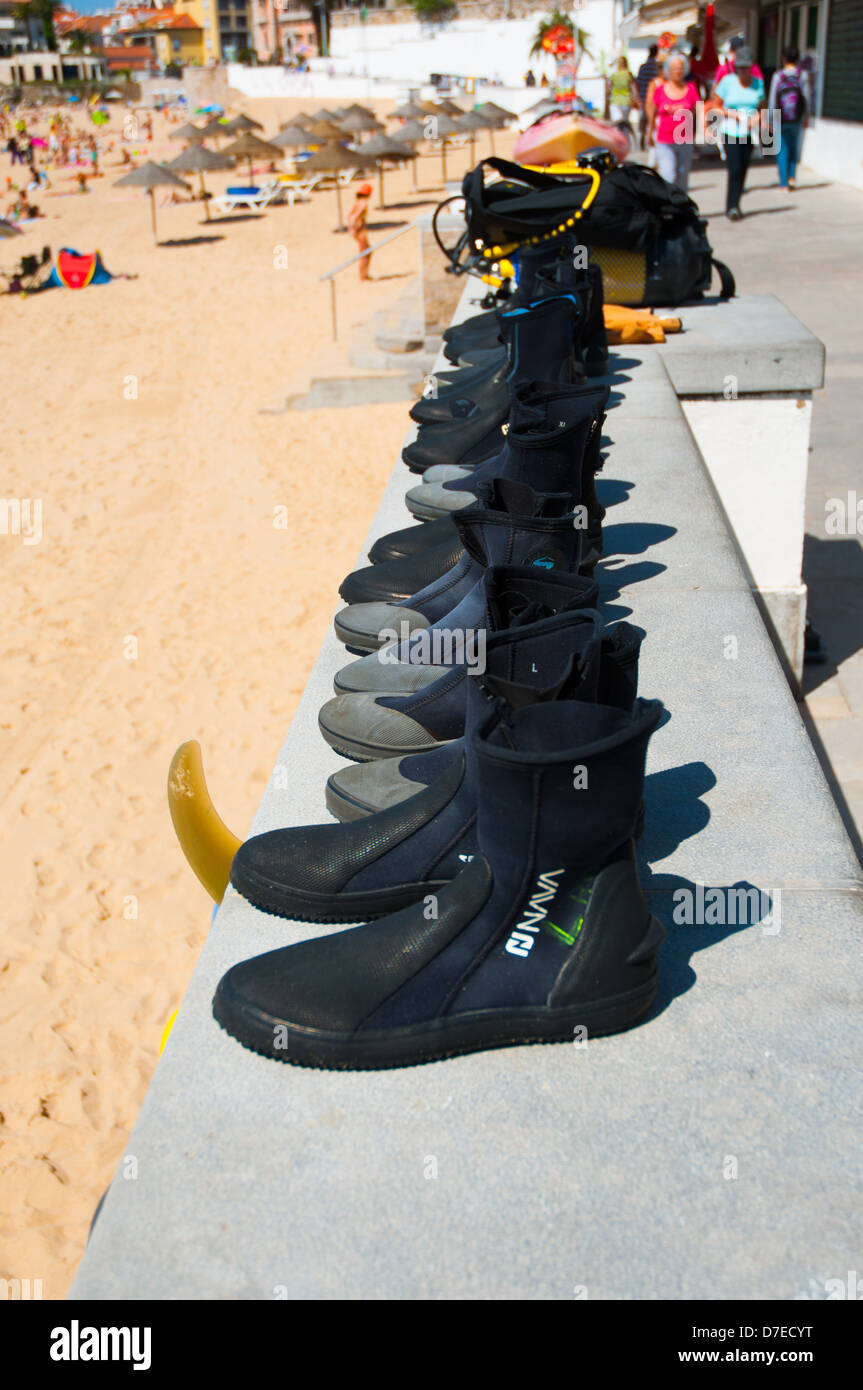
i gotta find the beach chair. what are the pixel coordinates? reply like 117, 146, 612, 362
287, 171, 324, 198
212, 181, 289, 214
336, 167, 358, 187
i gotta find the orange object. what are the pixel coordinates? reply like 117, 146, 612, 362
603, 303, 682, 344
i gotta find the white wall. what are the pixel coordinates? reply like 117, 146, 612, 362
327, 3, 618, 90
800, 117, 863, 193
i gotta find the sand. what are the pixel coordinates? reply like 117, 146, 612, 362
0, 94, 512, 1297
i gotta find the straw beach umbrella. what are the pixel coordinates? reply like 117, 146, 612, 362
306, 119, 347, 142
165, 143, 232, 222
168, 121, 206, 144
435, 98, 465, 116
220, 131, 284, 184
452, 110, 487, 164
353, 133, 416, 205
301, 142, 371, 228
338, 110, 385, 139
114, 161, 189, 243
270, 124, 311, 151
343, 103, 376, 119
201, 115, 229, 140
408, 111, 462, 180
390, 100, 426, 121
221, 112, 264, 135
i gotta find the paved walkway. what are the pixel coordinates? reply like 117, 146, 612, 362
685, 151, 863, 859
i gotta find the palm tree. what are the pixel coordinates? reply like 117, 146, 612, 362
66, 30, 88, 55
529, 9, 592, 62
38, 0, 59, 52
12, 0, 58, 51
12, 1, 38, 51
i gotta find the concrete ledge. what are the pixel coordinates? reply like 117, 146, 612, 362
657, 293, 826, 395
71, 284, 862, 1301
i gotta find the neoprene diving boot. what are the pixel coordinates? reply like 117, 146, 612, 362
215, 690, 664, 1068
332, 477, 588, 655
331, 567, 598, 697
342, 382, 603, 607
327, 599, 642, 819
323, 559, 599, 759
402, 296, 585, 475
440, 243, 563, 350
405, 382, 608, 543
230, 594, 614, 922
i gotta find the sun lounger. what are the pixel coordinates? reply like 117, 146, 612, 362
212, 181, 291, 214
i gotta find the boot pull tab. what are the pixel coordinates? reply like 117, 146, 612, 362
477, 652, 579, 711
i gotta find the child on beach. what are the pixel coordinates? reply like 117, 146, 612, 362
346, 183, 373, 281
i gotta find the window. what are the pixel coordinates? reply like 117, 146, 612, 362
807, 4, 819, 50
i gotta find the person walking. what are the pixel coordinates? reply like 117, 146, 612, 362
608, 57, 639, 126
769, 44, 810, 190
714, 34, 764, 86
646, 52, 699, 190
347, 182, 373, 281
712, 48, 765, 220
636, 44, 660, 149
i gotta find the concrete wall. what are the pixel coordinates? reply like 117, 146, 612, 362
326, 3, 618, 89
801, 116, 863, 193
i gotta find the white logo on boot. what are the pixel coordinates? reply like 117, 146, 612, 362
505, 869, 564, 957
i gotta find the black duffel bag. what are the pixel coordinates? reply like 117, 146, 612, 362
434, 156, 734, 306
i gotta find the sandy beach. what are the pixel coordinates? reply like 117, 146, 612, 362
0, 93, 512, 1296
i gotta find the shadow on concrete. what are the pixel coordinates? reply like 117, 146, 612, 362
802, 533, 863, 692
597, 478, 635, 509
636, 759, 778, 1012
596, 521, 675, 597
702, 205, 795, 220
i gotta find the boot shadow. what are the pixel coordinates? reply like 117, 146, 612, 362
635, 760, 775, 1015
602, 521, 676, 556
596, 478, 635, 509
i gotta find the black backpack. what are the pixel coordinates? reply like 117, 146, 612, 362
435, 156, 734, 306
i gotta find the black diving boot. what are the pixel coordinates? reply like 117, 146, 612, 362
402, 295, 586, 475
326, 614, 641, 819
332, 477, 588, 656
331, 566, 598, 697
229, 595, 609, 922
405, 381, 608, 538
215, 692, 664, 1068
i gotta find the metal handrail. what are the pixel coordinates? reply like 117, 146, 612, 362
320, 219, 419, 281
320, 217, 421, 341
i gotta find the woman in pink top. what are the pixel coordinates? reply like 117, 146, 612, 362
647, 52, 700, 190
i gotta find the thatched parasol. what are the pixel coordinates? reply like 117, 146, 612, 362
114, 160, 189, 243
452, 110, 487, 164
301, 142, 371, 228
390, 100, 426, 121
165, 142, 232, 222
305, 119, 347, 141
353, 133, 416, 205
408, 111, 462, 180
168, 121, 206, 144
220, 131, 284, 184
338, 110, 385, 138
221, 112, 264, 135
270, 124, 312, 151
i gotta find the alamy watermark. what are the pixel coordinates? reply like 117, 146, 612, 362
377, 622, 487, 674
0, 497, 42, 546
